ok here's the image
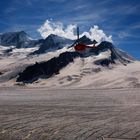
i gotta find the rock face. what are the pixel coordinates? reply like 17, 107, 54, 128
17, 52, 80, 83
31, 34, 73, 55
78, 35, 93, 45
0, 31, 36, 48
95, 41, 133, 64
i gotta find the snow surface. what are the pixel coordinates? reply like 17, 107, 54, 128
29, 56, 140, 89
0, 45, 140, 89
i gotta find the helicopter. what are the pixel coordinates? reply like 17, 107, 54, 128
70, 27, 98, 53
70, 27, 130, 65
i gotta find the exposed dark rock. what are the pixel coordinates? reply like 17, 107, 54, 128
3, 48, 13, 53
0, 72, 3, 75
94, 41, 132, 64
17, 51, 80, 83
30, 34, 73, 55
78, 35, 93, 45
94, 58, 115, 67
0, 31, 37, 48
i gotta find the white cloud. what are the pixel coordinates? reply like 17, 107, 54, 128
81, 25, 112, 43
131, 23, 140, 29
38, 20, 77, 40
118, 31, 131, 39
38, 20, 113, 43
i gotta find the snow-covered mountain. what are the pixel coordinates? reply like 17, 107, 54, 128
0, 30, 139, 88
0, 31, 75, 56
0, 31, 37, 48
16, 40, 135, 83
31, 34, 74, 55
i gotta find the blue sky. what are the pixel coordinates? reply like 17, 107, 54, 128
0, 0, 140, 59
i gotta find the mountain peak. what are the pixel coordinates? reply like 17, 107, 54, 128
16, 31, 27, 36
46, 34, 70, 41
78, 35, 93, 45
30, 34, 73, 55
0, 30, 36, 48
1, 30, 27, 36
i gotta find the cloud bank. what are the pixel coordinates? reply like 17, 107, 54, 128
38, 20, 113, 43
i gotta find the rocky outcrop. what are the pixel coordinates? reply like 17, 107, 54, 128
30, 34, 73, 55
17, 51, 80, 83
0, 31, 37, 48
